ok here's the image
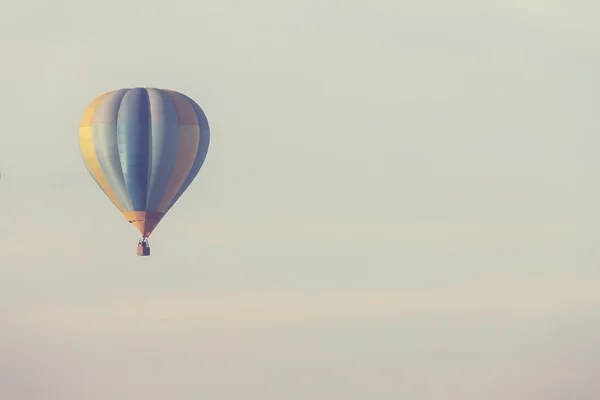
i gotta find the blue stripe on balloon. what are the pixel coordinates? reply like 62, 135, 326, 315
145, 89, 180, 212
93, 89, 134, 212
117, 88, 151, 211
166, 94, 210, 212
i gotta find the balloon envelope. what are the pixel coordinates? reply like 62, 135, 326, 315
79, 87, 210, 237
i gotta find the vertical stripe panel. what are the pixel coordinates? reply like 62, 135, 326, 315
93, 89, 134, 211
165, 92, 211, 212
79, 91, 125, 212
117, 88, 151, 211
156, 90, 201, 212
145, 88, 181, 212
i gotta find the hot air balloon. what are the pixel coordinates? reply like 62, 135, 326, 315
78, 88, 210, 256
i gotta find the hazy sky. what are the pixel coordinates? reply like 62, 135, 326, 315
1, 0, 599, 398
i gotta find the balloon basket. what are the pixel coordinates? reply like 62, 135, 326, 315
137, 238, 150, 256
137, 245, 150, 256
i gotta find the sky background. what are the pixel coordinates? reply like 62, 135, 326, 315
1, 0, 600, 398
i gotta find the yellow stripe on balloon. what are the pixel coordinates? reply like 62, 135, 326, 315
79, 91, 125, 212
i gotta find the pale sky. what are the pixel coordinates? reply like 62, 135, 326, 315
1, 0, 599, 398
